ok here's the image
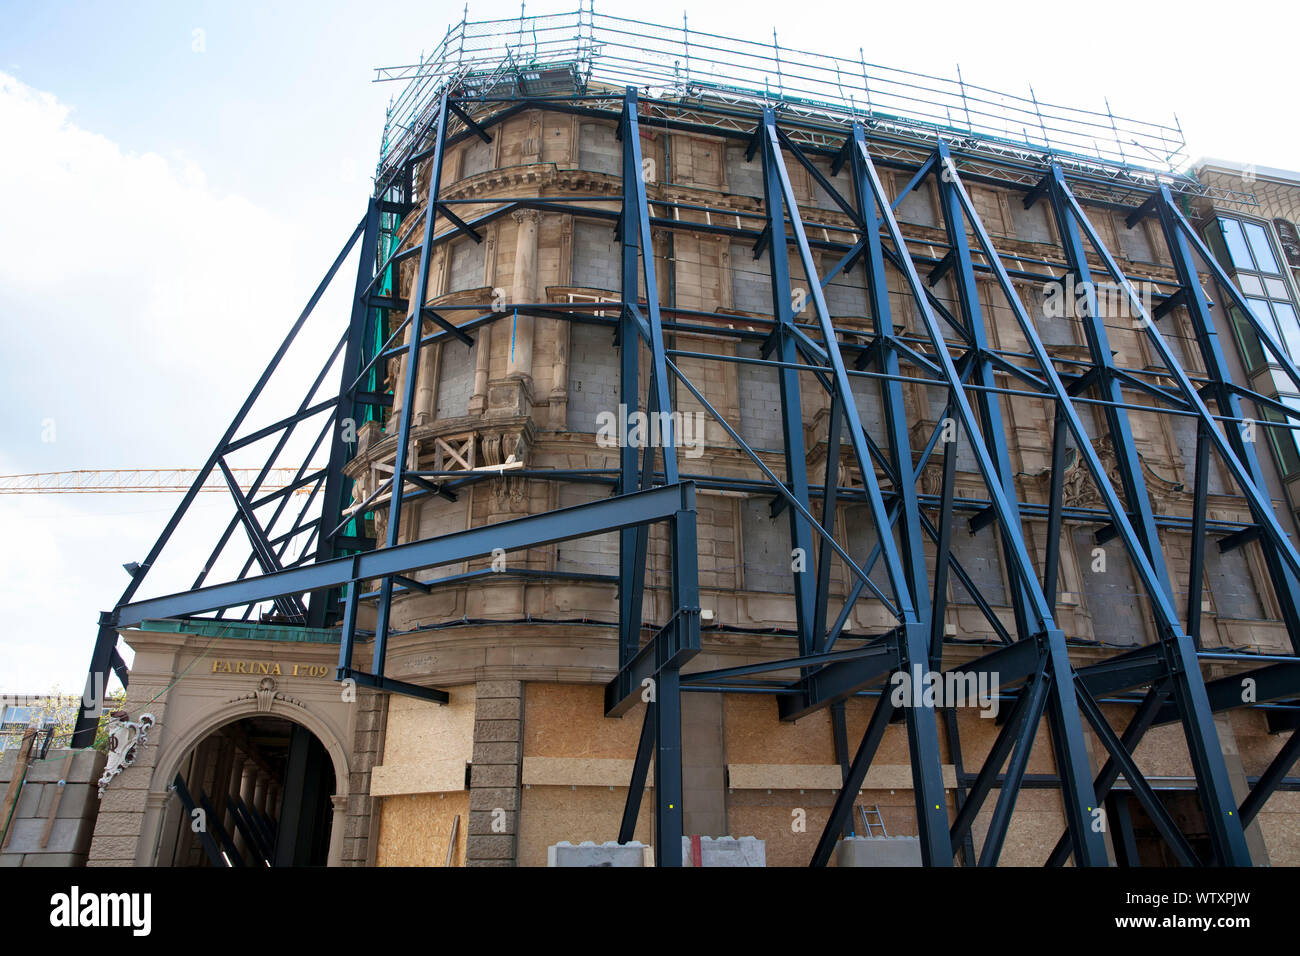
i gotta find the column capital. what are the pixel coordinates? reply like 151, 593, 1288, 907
511, 208, 541, 226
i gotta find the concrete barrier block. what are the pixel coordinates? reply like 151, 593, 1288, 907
835, 836, 923, 867
682, 835, 766, 867
547, 840, 648, 867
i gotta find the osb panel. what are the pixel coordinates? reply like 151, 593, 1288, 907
842, 697, 912, 765
523, 682, 647, 759
951, 708, 1060, 775
1128, 719, 1195, 778
723, 693, 837, 765
727, 763, 957, 791
379, 683, 476, 770
1255, 791, 1300, 866
371, 758, 468, 797
517, 784, 651, 867
521, 756, 640, 787
376, 791, 469, 867
1229, 707, 1292, 778
968, 789, 1068, 867
725, 788, 958, 867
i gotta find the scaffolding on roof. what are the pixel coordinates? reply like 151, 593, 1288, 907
370, 5, 1250, 207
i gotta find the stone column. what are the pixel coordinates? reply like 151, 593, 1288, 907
414, 337, 439, 425
224, 753, 246, 856
328, 794, 348, 867
234, 764, 257, 858
469, 325, 491, 415
466, 680, 524, 866
388, 311, 414, 425
550, 316, 570, 429
253, 770, 270, 817
507, 210, 540, 382
340, 688, 387, 866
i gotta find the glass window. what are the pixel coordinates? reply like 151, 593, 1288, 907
1230, 306, 1267, 371
1262, 405, 1300, 477
1239, 273, 1264, 296
1245, 297, 1276, 331
1220, 217, 1254, 270
1244, 221, 1281, 274
1266, 277, 1290, 299
1275, 302, 1300, 358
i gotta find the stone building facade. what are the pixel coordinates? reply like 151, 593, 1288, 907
330, 104, 1300, 866
82, 104, 1300, 868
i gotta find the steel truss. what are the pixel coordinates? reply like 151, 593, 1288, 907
75, 82, 1300, 868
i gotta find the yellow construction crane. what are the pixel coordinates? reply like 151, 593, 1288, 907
0, 469, 313, 494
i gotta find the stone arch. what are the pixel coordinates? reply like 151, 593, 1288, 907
144, 698, 351, 866
150, 697, 350, 798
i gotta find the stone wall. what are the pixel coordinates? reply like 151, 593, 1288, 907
0, 747, 106, 867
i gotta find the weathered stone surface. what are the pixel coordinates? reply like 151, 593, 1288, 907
466, 833, 515, 859
469, 787, 519, 812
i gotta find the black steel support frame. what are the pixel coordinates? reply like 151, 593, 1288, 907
73, 83, 1300, 867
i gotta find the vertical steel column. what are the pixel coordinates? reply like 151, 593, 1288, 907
859, 136, 1106, 864
1150, 185, 1300, 655
847, 127, 931, 636
946, 157, 1246, 863
1042, 165, 1173, 598
765, 117, 948, 864
372, 93, 450, 679
1043, 176, 1254, 864
756, 114, 817, 656
310, 196, 384, 626
936, 142, 1034, 644
615, 88, 692, 866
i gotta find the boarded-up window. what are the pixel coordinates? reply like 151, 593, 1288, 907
1074, 529, 1146, 646
924, 387, 977, 472
435, 336, 475, 419
849, 369, 885, 437
738, 342, 783, 452
556, 483, 617, 574
579, 122, 620, 175
567, 322, 619, 432
949, 523, 1006, 605
1009, 197, 1053, 244
1023, 282, 1077, 348
460, 138, 492, 179
1118, 220, 1156, 263
812, 160, 852, 211
415, 496, 469, 581
447, 239, 484, 293
1204, 545, 1265, 620
732, 261, 773, 314
572, 220, 619, 291
677, 138, 721, 188
842, 505, 897, 599
895, 176, 938, 228
969, 187, 1005, 234
741, 498, 789, 592
725, 145, 764, 198
825, 262, 869, 317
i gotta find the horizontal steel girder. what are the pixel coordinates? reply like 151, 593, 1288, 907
115, 482, 696, 627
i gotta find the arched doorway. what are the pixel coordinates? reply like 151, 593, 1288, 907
156, 714, 337, 867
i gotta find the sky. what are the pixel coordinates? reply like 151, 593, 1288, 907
0, 0, 1297, 694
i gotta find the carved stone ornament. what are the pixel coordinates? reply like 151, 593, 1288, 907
96, 711, 156, 798
255, 677, 277, 713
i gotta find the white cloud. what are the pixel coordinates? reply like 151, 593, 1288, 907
0, 74, 352, 692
